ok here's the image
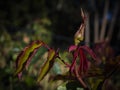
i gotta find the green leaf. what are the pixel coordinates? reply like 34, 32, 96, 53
57, 85, 67, 90
14, 40, 44, 78
37, 49, 57, 82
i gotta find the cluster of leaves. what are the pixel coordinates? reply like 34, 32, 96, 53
14, 9, 120, 90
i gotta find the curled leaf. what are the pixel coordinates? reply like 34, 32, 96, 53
69, 45, 77, 52
80, 46, 101, 65
14, 40, 44, 78
37, 49, 57, 82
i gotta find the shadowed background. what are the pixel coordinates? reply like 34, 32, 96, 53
0, 0, 119, 90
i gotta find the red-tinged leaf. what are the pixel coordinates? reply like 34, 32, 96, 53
80, 46, 101, 65
69, 45, 77, 52
81, 49, 89, 73
78, 49, 84, 73
70, 48, 79, 74
14, 40, 44, 78
37, 49, 57, 82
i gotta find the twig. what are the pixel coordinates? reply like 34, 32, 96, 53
75, 65, 87, 88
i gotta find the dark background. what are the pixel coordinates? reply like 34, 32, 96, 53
0, 0, 119, 90
0, 0, 119, 47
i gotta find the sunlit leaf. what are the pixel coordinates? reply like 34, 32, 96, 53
57, 85, 67, 90
14, 40, 44, 78
37, 49, 57, 82
74, 24, 85, 45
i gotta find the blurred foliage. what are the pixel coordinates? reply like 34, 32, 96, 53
0, 0, 120, 90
